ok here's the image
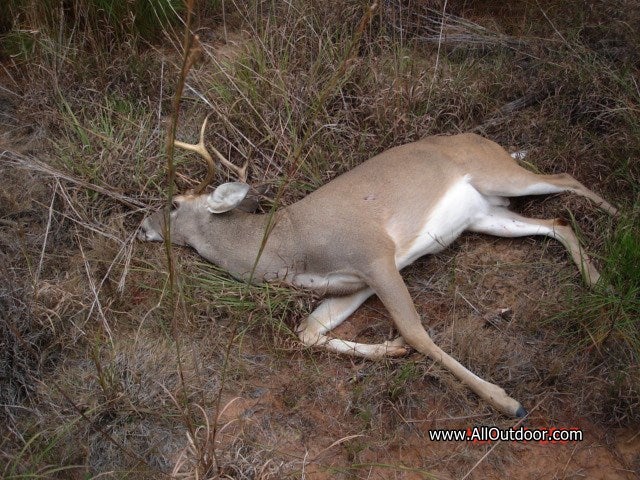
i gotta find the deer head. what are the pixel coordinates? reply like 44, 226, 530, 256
138, 116, 253, 245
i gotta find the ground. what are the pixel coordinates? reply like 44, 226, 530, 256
1, 1, 639, 478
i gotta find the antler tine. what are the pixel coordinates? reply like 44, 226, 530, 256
210, 139, 248, 183
220, 156, 248, 183
174, 115, 249, 192
174, 115, 216, 194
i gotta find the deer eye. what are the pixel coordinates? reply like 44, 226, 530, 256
172, 199, 181, 209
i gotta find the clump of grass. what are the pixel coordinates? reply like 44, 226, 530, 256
186, 260, 310, 338
4, 0, 184, 52
550, 214, 640, 423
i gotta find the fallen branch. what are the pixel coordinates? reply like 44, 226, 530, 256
473, 87, 551, 132
1, 149, 147, 209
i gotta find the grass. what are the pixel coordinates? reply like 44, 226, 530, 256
2, 0, 184, 52
549, 213, 640, 422
3, 425, 84, 479
578, 216, 639, 350
1, 0, 639, 478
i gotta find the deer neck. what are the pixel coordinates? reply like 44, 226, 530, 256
192, 209, 294, 283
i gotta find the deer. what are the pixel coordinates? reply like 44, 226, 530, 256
139, 117, 618, 418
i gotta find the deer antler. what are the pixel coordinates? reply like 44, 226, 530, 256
174, 115, 248, 193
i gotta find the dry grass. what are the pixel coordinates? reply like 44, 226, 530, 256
1, 0, 639, 478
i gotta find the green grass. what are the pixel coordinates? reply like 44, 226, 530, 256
548, 213, 640, 423
3, 415, 85, 479
562, 218, 639, 347
554, 215, 639, 353
2, 0, 185, 52
50, 92, 166, 199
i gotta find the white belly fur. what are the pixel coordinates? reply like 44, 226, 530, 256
389, 175, 492, 269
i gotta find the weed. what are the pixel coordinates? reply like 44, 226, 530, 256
4, 0, 184, 50
388, 361, 421, 402
549, 214, 640, 423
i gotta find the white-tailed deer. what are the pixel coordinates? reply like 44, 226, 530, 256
139, 118, 617, 417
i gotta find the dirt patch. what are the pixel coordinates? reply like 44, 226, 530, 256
203, 335, 640, 479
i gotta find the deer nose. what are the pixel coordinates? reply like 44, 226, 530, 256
137, 220, 155, 241
137, 228, 149, 241
137, 228, 164, 242
138, 219, 164, 242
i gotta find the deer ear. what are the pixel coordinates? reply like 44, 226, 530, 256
206, 182, 251, 213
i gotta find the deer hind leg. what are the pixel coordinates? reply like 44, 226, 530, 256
296, 288, 409, 359
473, 163, 618, 216
470, 206, 601, 287
363, 258, 525, 417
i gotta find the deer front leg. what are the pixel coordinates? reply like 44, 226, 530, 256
364, 257, 526, 418
297, 288, 409, 359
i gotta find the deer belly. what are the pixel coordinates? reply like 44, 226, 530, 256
389, 176, 491, 269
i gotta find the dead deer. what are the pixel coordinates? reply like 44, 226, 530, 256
139, 117, 617, 417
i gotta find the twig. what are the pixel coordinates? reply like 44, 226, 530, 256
77, 231, 114, 347
162, 0, 212, 474
473, 88, 551, 132
35, 180, 59, 286
2, 149, 146, 209
425, 0, 449, 115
